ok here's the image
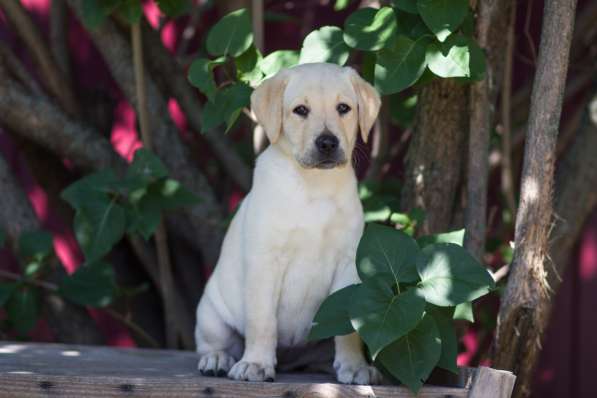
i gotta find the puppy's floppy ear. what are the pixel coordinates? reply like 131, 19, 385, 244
346, 67, 381, 144
250, 71, 290, 144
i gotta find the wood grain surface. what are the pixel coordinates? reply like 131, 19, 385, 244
0, 342, 514, 397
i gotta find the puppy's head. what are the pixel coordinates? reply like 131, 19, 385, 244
251, 63, 381, 169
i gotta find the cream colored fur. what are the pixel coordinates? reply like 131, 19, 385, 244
195, 63, 382, 384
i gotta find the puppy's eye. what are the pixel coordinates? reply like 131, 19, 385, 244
293, 105, 310, 117
337, 103, 351, 115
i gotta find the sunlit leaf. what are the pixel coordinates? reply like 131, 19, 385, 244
416, 243, 495, 306
374, 35, 429, 94
207, 8, 253, 57
343, 7, 398, 51
299, 26, 350, 65
357, 223, 421, 284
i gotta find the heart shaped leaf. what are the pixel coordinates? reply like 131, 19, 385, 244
350, 280, 425, 358
299, 26, 350, 65
417, 0, 468, 42
377, 312, 441, 393
343, 7, 398, 51
207, 8, 253, 57
416, 243, 495, 306
374, 35, 429, 95
357, 223, 421, 284
308, 284, 359, 341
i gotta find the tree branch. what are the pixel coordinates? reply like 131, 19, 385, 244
140, 22, 252, 191
492, 2, 578, 398
0, 153, 104, 345
465, 0, 514, 260
132, 21, 178, 349
49, 0, 71, 77
0, 0, 78, 115
66, 0, 224, 265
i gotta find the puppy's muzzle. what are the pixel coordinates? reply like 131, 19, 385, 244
312, 133, 345, 169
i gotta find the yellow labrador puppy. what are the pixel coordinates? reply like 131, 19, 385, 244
195, 63, 382, 384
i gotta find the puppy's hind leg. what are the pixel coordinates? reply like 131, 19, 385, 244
195, 295, 240, 377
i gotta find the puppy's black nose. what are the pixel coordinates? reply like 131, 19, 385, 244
315, 134, 339, 155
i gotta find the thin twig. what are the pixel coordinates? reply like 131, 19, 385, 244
104, 308, 160, 348
0, 40, 41, 94
500, 4, 517, 218
131, 22, 178, 349
0, 0, 78, 115
524, 0, 538, 64
0, 269, 58, 291
0, 269, 159, 348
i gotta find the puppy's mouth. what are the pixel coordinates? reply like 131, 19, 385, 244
315, 159, 344, 169
298, 155, 347, 169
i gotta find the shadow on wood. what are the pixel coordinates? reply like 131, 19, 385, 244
0, 342, 515, 397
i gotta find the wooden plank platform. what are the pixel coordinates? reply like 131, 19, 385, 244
0, 342, 515, 397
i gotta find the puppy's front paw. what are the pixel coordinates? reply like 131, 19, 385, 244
334, 361, 383, 385
198, 351, 236, 377
228, 360, 276, 382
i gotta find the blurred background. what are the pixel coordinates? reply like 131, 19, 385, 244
0, 0, 595, 397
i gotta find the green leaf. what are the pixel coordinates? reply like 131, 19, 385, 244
6, 287, 40, 335
427, 305, 458, 374
201, 83, 253, 133
377, 313, 441, 393
259, 50, 299, 79
235, 46, 264, 86
299, 26, 350, 65
155, 178, 200, 209
206, 8, 253, 57
417, 0, 468, 42
117, 0, 142, 24
308, 284, 358, 341
0, 229, 5, 248
426, 34, 484, 78
416, 243, 495, 306
62, 170, 120, 209
417, 229, 465, 248
393, 0, 418, 14
156, 0, 191, 17
18, 231, 53, 261
74, 200, 127, 262
454, 301, 474, 322
188, 57, 227, 101
374, 35, 429, 95
58, 262, 115, 307
343, 7, 398, 51
0, 283, 17, 307
127, 149, 169, 183
128, 178, 199, 239
350, 281, 426, 358
81, 0, 120, 29
357, 223, 421, 284
334, 0, 352, 11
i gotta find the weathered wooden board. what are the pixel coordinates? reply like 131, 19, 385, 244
0, 342, 514, 398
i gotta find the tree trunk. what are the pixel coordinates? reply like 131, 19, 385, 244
401, 79, 468, 235
465, 0, 514, 259
492, 1, 577, 397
